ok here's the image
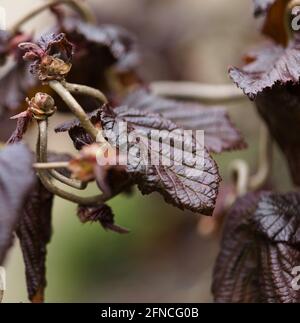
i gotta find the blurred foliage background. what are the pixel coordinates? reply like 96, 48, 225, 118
1, 0, 293, 302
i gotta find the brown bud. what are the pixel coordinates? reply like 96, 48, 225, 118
27, 92, 56, 120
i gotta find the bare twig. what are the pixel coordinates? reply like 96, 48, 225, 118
64, 82, 108, 104
49, 80, 99, 139
10, 0, 96, 34
150, 81, 245, 103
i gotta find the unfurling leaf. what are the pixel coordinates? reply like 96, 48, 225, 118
229, 36, 300, 185
212, 192, 300, 303
78, 204, 129, 234
19, 33, 74, 81
16, 180, 54, 303
122, 89, 246, 153
0, 143, 35, 264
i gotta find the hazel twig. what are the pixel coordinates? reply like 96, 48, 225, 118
49, 80, 99, 139
150, 81, 246, 103
36, 120, 107, 205
64, 82, 108, 104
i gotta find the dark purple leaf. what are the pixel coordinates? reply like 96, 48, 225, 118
61, 18, 140, 72
0, 143, 35, 264
256, 83, 300, 185
57, 103, 221, 214
122, 89, 246, 153
229, 37, 300, 100
212, 191, 300, 303
16, 152, 71, 302
16, 179, 53, 303
229, 37, 300, 185
78, 204, 129, 234
100, 105, 221, 215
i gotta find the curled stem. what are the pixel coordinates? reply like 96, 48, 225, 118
64, 82, 108, 104
33, 162, 88, 189
36, 120, 108, 205
10, 0, 96, 34
50, 170, 87, 190
249, 124, 273, 191
229, 159, 250, 197
49, 80, 99, 139
150, 81, 245, 103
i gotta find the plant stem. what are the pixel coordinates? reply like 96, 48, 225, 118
33, 162, 87, 189
150, 81, 245, 103
229, 159, 250, 197
50, 169, 87, 190
36, 120, 108, 205
49, 80, 99, 139
10, 0, 96, 34
249, 124, 273, 191
64, 82, 108, 104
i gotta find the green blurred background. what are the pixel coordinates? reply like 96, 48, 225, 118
1, 0, 293, 302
